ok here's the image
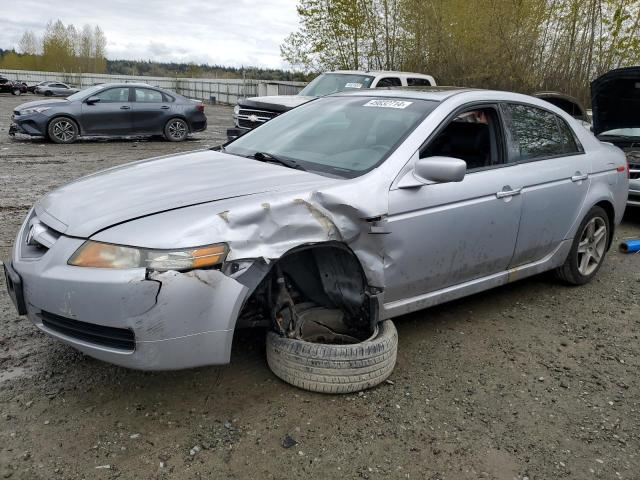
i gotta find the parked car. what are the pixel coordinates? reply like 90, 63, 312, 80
0, 75, 27, 95
590, 65, 639, 207
532, 91, 591, 127
35, 82, 79, 96
27, 81, 54, 93
227, 70, 437, 140
4, 89, 628, 394
9, 82, 207, 143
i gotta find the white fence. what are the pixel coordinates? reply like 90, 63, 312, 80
0, 69, 306, 105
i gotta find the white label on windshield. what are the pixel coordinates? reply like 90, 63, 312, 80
345, 82, 363, 88
363, 99, 413, 109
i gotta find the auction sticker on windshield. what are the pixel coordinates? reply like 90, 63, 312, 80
363, 100, 413, 109
345, 83, 363, 88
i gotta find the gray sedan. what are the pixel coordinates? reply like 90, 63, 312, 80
4, 89, 628, 392
9, 83, 207, 143
35, 82, 79, 96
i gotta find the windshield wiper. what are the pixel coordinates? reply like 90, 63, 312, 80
250, 151, 306, 171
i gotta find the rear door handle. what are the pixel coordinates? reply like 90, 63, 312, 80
160, 105, 170, 110
496, 186, 522, 199
120, 105, 131, 110
571, 173, 588, 182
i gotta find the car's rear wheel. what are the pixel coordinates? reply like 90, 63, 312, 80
44, 90, 53, 97
47, 117, 79, 144
164, 118, 189, 142
555, 206, 609, 285
12, 88, 21, 96
266, 319, 398, 394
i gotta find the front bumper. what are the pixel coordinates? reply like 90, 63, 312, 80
9, 113, 47, 137
8, 217, 250, 370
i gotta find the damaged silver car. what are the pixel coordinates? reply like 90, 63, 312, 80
4, 89, 629, 393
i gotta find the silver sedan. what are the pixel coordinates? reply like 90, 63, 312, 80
35, 82, 79, 97
5, 89, 629, 384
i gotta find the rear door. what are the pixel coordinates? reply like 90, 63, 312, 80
80, 86, 133, 135
501, 103, 590, 266
131, 88, 172, 134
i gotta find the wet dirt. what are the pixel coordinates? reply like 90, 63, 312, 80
0, 93, 639, 479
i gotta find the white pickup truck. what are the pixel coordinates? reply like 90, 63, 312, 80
227, 70, 437, 140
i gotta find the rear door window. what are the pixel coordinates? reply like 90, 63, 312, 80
375, 77, 402, 88
134, 88, 163, 103
407, 77, 432, 87
502, 104, 581, 161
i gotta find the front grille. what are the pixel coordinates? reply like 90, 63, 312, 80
41, 311, 135, 351
629, 163, 640, 180
238, 118, 261, 129
238, 108, 278, 120
20, 214, 60, 259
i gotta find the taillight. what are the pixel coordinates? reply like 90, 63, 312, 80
616, 160, 629, 178
196, 104, 205, 113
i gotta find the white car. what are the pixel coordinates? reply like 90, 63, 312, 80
228, 70, 437, 139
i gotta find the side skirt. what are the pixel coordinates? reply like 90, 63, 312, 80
381, 239, 572, 319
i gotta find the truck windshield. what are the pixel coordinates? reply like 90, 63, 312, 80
299, 73, 375, 97
225, 96, 437, 178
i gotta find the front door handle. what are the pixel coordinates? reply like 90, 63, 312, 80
120, 105, 131, 110
496, 186, 522, 199
160, 105, 170, 110
571, 172, 588, 182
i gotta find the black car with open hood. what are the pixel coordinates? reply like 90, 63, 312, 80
591, 66, 640, 206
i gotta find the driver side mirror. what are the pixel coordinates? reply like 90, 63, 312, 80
399, 156, 466, 188
85, 96, 101, 105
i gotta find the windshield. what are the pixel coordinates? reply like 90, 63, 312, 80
67, 85, 103, 101
299, 73, 375, 97
225, 96, 437, 178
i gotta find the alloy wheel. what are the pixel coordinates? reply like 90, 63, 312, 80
168, 120, 187, 140
576, 216, 607, 276
52, 120, 75, 142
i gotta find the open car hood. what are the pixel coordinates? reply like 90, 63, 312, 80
591, 66, 640, 136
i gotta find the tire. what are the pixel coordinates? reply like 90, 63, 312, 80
47, 117, 79, 144
163, 118, 189, 142
266, 320, 398, 394
12, 88, 21, 96
555, 205, 609, 285
44, 90, 53, 97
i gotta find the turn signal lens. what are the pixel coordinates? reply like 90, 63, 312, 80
69, 241, 228, 271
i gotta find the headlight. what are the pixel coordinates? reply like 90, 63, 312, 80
20, 106, 51, 115
68, 241, 228, 271
233, 104, 240, 116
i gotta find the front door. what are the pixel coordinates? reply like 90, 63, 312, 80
81, 87, 133, 135
384, 105, 523, 303
500, 103, 591, 266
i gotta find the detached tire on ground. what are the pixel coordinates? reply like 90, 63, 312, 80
266, 320, 398, 394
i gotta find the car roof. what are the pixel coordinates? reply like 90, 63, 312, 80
327, 70, 434, 77
333, 87, 475, 102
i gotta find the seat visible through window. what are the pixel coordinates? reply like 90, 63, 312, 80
422, 108, 500, 169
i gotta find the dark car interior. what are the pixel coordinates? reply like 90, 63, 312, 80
422, 108, 501, 169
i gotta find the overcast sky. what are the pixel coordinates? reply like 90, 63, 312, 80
0, 0, 300, 69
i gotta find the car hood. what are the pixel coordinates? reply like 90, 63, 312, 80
591, 66, 640, 137
238, 95, 315, 113
35, 150, 336, 238
16, 98, 70, 111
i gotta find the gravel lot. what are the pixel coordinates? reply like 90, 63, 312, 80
1, 92, 639, 480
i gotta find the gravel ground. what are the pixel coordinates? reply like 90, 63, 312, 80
0, 93, 639, 480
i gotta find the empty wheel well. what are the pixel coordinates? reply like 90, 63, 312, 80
236, 242, 378, 338
593, 200, 615, 250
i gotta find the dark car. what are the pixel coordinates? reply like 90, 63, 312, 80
9, 83, 207, 144
591, 65, 640, 206
0, 75, 27, 95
